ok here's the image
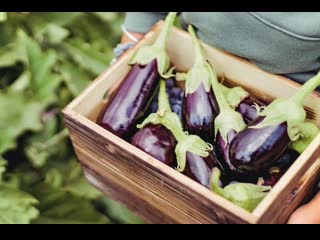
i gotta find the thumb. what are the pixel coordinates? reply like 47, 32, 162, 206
288, 192, 320, 224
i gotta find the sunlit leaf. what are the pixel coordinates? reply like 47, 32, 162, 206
0, 185, 39, 224
18, 29, 62, 105
0, 91, 43, 154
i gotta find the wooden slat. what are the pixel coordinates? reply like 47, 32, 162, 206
82, 165, 170, 224
269, 161, 320, 224
253, 134, 320, 223
63, 111, 257, 224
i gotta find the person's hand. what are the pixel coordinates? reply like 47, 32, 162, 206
288, 192, 320, 224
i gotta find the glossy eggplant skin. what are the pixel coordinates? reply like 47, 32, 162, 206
183, 83, 219, 142
98, 60, 159, 140
229, 117, 290, 173
184, 151, 222, 188
217, 130, 237, 171
262, 149, 299, 187
236, 98, 260, 124
217, 131, 258, 183
131, 124, 177, 166
262, 167, 285, 187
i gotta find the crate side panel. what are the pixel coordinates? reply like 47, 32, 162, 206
257, 158, 320, 224
64, 115, 253, 224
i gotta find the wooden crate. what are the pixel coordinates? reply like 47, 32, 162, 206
62, 21, 320, 224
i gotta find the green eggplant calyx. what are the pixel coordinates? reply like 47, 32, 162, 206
175, 135, 213, 173
221, 84, 250, 109
185, 25, 212, 95
214, 109, 247, 142
159, 114, 213, 172
137, 79, 180, 130
128, 12, 177, 79
176, 72, 187, 82
206, 60, 246, 142
250, 72, 320, 142
137, 113, 159, 129
210, 168, 272, 213
139, 112, 212, 173
289, 122, 320, 154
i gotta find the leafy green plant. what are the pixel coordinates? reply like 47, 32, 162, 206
0, 12, 143, 224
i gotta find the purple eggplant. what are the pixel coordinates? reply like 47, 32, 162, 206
183, 26, 262, 180
216, 130, 259, 183
236, 98, 262, 124
132, 124, 177, 166
185, 151, 223, 188
216, 130, 237, 171
229, 72, 320, 173
220, 84, 264, 124
137, 79, 219, 188
184, 85, 218, 142
199, 51, 247, 177
262, 149, 299, 187
229, 117, 290, 173
98, 61, 159, 140
262, 167, 286, 187
97, 12, 177, 140
275, 149, 300, 167
180, 25, 219, 142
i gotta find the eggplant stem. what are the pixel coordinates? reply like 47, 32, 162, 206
208, 64, 231, 111
158, 80, 172, 112
210, 168, 224, 196
188, 25, 205, 65
156, 79, 185, 141
291, 72, 320, 105
158, 116, 186, 142
128, 12, 176, 78
257, 178, 265, 186
154, 12, 177, 50
185, 25, 213, 94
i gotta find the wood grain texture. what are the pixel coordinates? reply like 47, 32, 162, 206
62, 22, 320, 224
263, 159, 320, 224
63, 112, 256, 224
253, 135, 320, 223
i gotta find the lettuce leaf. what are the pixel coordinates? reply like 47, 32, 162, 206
0, 12, 132, 224
18, 30, 62, 106
0, 185, 39, 224
0, 12, 7, 22
0, 91, 43, 154
30, 182, 108, 224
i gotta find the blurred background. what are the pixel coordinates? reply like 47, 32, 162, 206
0, 12, 144, 224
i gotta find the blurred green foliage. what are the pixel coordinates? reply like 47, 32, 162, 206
0, 12, 144, 224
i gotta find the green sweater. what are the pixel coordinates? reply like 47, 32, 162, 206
124, 12, 320, 84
